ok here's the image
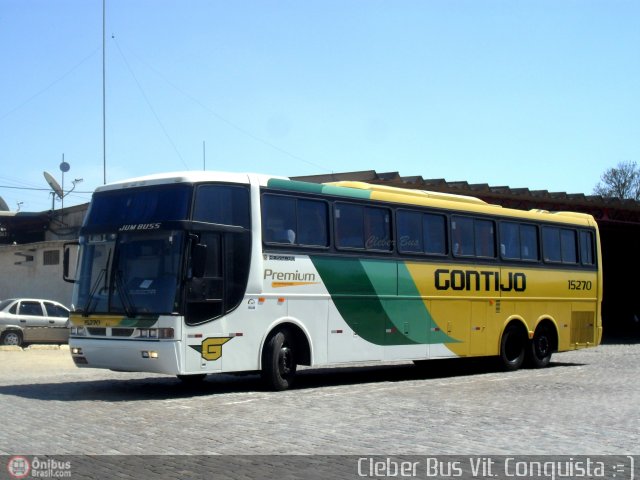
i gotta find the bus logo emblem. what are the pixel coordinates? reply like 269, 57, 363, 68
189, 337, 232, 361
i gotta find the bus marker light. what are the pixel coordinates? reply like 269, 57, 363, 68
331, 329, 343, 334
71, 347, 83, 355
277, 297, 285, 304
158, 328, 175, 339
141, 351, 149, 358
230, 332, 243, 337
431, 327, 441, 332
149, 351, 159, 359
258, 297, 265, 304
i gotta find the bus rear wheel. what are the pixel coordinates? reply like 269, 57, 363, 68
499, 324, 526, 371
262, 329, 297, 391
527, 324, 555, 368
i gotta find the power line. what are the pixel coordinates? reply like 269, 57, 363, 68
112, 36, 190, 170
0, 184, 93, 194
0, 47, 101, 122
117, 39, 332, 173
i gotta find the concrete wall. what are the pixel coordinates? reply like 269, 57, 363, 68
0, 240, 74, 307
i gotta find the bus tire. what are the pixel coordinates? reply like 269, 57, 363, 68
499, 323, 526, 371
526, 323, 555, 368
262, 329, 297, 391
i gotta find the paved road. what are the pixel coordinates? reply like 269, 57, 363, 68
0, 343, 638, 457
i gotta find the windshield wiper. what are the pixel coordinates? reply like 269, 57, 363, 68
114, 270, 137, 318
82, 248, 112, 316
82, 268, 105, 316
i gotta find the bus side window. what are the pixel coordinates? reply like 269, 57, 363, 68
560, 229, 578, 264
423, 213, 447, 255
500, 222, 520, 259
475, 219, 496, 258
262, 195, 296, 244
297, 199, 328, 247
452, 216, 475, 257
542, 227, 562, 262
194, 184, 250, 228
397, 211, 423, 253
335, 204, 365, 249
543, 227, 577, 264
580, 230, 595, 265
364, 207, 391, 251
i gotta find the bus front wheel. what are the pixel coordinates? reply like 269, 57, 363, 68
262, 329, 297, 391
499, 324, 526, 371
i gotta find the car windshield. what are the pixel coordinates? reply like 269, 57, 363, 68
72, 231, 185, 316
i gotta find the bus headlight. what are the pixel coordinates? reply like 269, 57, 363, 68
71, 326, 86, 336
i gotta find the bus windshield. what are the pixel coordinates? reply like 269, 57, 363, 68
73, 231, 185, 316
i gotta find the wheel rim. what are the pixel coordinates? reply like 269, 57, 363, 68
534, 332, 550, 359
278, 346, 293, 376
3, 332, 20, 346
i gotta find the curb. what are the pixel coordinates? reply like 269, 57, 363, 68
0, 344, 69, 352
0, 346, 22, 352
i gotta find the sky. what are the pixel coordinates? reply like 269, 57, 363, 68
0, 0, 638, 212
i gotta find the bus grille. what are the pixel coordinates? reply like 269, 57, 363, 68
111, 328, 134, 337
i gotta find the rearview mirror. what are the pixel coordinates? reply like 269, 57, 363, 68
63, 241, 79, 283
191, 244, 207, 278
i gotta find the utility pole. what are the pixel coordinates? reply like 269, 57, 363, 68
102, 0, 107, 184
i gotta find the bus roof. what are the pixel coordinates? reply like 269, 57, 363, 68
94, 171, 282, 193
94, 171, 596, 227
324, 180, 596, 226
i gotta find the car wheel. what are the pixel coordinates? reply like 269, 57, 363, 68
1, 330, 23, 347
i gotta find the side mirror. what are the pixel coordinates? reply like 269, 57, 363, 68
63, 242, 79, 283
191, 243, 207, 278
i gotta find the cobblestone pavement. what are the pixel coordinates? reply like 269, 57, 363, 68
0, 343, 638, 456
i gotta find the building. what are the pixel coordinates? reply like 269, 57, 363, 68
0, 204, 87, 306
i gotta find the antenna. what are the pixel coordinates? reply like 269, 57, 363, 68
43, 171, 63, 199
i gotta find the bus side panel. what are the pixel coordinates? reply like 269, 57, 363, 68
499, 267, 599, 352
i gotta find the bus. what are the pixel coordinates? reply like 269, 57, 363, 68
65, 171, 602, 390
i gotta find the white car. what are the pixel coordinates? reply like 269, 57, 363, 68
0, 298, 70, 347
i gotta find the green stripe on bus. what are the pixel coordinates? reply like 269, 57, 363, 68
310, 256, 457, 346
267, 178, 372, 200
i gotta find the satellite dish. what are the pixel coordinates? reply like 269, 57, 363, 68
0, 196, 8, 211
43, 171, 63, 199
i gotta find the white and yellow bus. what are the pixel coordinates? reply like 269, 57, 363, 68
66, 172, 602, 390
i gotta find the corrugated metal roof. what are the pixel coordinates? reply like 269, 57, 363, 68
291, 170, 640, 223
